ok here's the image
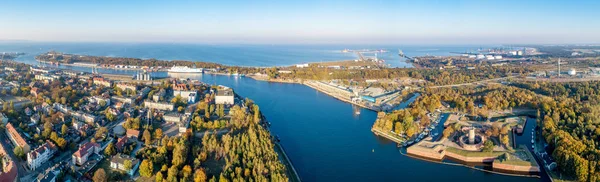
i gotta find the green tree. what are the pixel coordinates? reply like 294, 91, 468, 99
93, 168, 107, 182
123, 159, 132, 171
500, 135, 510, 148
13, 146, 24, 159
95, 127, 108, 139
42, 121, 52, 138
99, 100, 107, 107
482, 140, 494, 152
104, 143, 116, 156
105, 111, 115, 122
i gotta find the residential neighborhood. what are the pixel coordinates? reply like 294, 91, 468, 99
0, 61, 245, 181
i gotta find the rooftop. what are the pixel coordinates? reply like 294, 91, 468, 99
217, 88, 233, 96
111, 154, 139, 165
73, 142, 99, 158
126, 129, 140, 137
6, 123, 28, 148
28, 140, 56, 160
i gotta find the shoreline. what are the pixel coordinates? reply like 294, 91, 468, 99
246, 75, 385, 111
232, 93, 301, 182
400, 149, 540, 179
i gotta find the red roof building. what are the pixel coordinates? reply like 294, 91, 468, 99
5, 123, 30, 153
0, 138, 18, 182
72, 142, 100, 165
126, 129, 140, 140
115, 136, 128, 152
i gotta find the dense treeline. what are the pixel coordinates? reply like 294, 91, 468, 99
137, 104, 288, 182
428, 85, 542, 116
36, 52, 223, 68
273, 66, 528, 86
372, 93, 441, 137
36, 52, 266, 75
513, 81, 600, 181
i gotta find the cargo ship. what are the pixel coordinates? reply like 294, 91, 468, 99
167, 66, 203, 73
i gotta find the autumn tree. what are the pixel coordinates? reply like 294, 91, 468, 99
167, 165, 179, 182
140, 159, 154, 177
182, 165, 193, 182
500, 135, 510, 148
123, 159, 132, 171
61, 124, 68, 136
104, 143, 116, 156
156, 172, 164, 182
144, 129, 152, 145
155, 128, 163, 140
93, 169, 107, 182
194, 168, 207, 182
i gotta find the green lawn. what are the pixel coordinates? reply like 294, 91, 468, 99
493, 146, 538, 166
445, 147, 505, 158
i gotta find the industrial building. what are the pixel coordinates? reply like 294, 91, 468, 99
215, 87, 235, 105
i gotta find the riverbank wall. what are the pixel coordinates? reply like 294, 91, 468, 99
274, 142, 301, 182
444, 150, 498, 163
406, 144, 445, 160
492, 163, 540, 173
371, 128, 404, 144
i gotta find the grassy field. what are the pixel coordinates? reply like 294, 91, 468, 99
445, 147, 505, 158
493, 146, 537, 166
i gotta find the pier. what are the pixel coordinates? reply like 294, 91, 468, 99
303, 80, 380, 111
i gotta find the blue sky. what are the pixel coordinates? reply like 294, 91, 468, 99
0, 0, 599, 44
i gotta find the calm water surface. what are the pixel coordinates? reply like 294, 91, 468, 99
0, 42, 499, 68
